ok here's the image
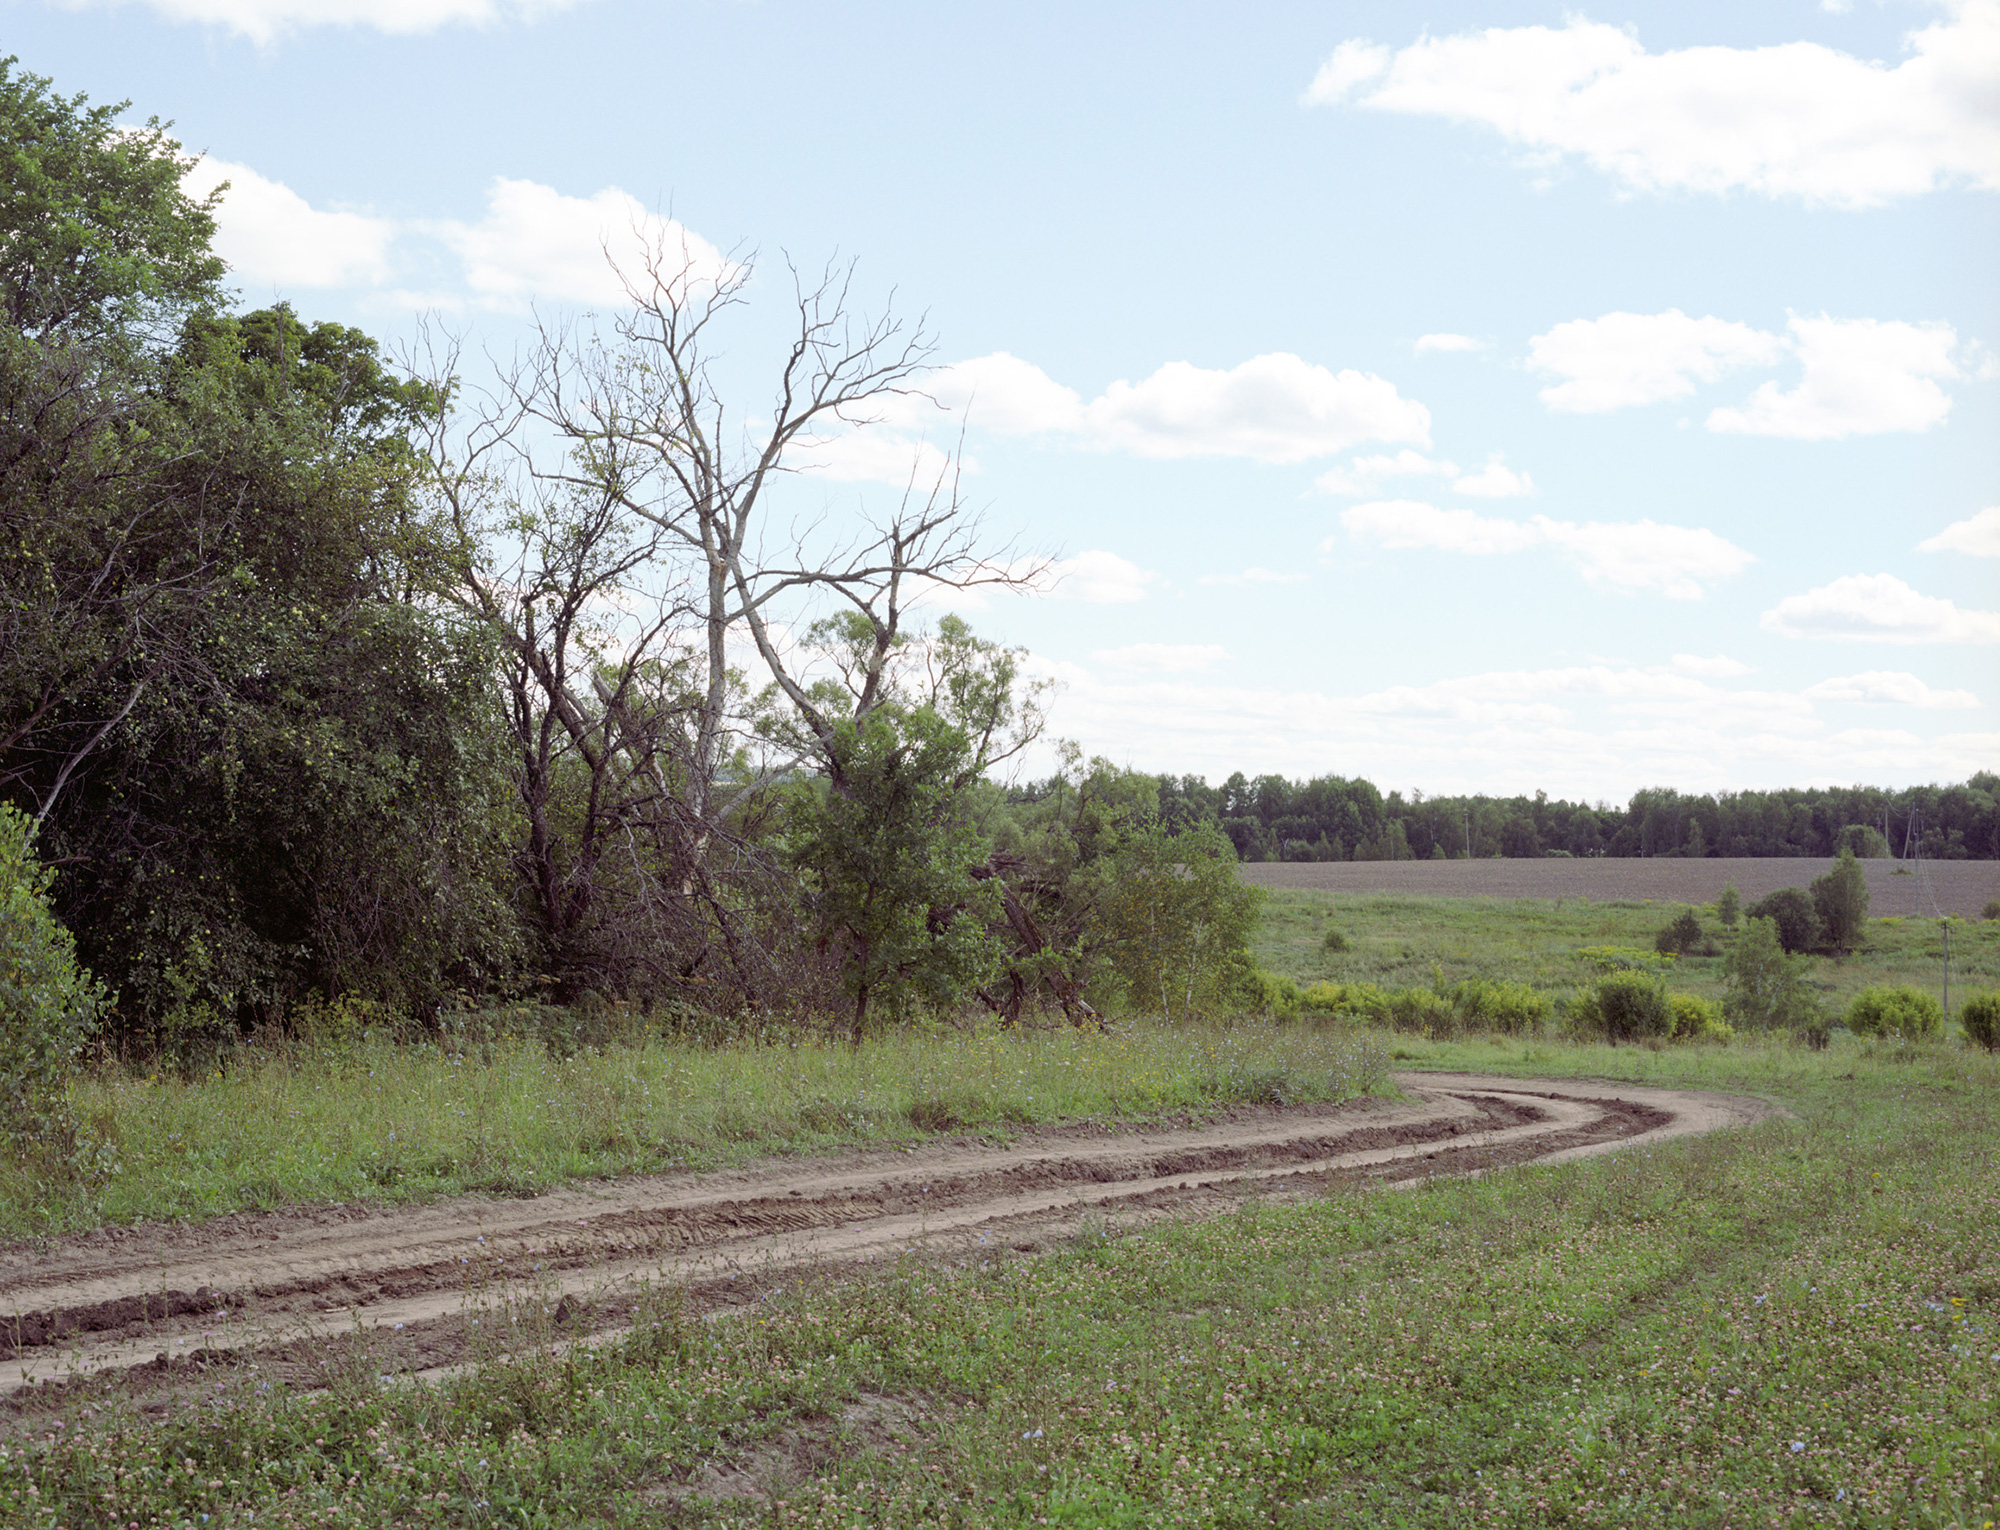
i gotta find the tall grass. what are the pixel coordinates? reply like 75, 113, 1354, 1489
6, 1019, 1389, 1237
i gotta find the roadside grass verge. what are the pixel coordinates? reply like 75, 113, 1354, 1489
1, 1020, 1389, 1239
4, 1035, 1995, 1528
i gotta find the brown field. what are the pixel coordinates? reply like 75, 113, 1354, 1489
1239, 855, 1999, 917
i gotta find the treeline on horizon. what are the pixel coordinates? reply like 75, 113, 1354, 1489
1006, 772, 2000, 864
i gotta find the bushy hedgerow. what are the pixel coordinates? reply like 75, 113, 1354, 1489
1447, 978, 1550, 1034
1845, 985, 1943, 1041
1570, 972, 1673, 1043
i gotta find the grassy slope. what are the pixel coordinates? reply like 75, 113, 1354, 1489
6, 1038, 1995, 1529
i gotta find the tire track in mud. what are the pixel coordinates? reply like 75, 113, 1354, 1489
0, 1073, 1776, 1409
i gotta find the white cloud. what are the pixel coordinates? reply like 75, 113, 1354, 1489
1337, 501, 1753, 598
1531, 309, 1966, 436
181, 156, 395, 288
1529, 310, 1786, 413
1670, 653, 1752, 678
1803, 671, 1981, 708
1303, 5, 2000, 207
1763, 575, 2000, 643
786, 431, 963, 487
1414, 332, 1485, 354
1311, 450, 1456, 496
436, 178, 734, 311
1451, 454, 1535, 499
1708, 315, 1961, 438
1092, 643, 1229, 674
1197, 567, 1310, 587
1919, 506, 2000, 556
1024, 653, 1995, 799
1044, 550, 1159, 604
917, 352, 1430, 463
98, 0, 575, 44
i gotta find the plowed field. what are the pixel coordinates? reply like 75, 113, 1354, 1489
0, 1073, 1776, 1414
1241, 856, 1997, 915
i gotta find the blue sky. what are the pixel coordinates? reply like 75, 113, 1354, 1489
14, 0, 1997, 798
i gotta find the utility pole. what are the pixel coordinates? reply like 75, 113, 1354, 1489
1942, 918, 1951, 1029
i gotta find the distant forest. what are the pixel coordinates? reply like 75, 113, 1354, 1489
1006, 774, 2000, 863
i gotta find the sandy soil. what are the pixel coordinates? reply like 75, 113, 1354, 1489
1241, 856, 1997, 916
0, 1073, 1779, 1415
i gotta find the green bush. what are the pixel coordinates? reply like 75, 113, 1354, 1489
1845, 985, 1943, 1041
1320, 927, 1350, 953
1721, 916, 1826, 1035
1576, 972, 1672, 1043
1385, 987, 1456, 1036
1243, 970, 1303, 1021
1983, 899, 2000, 922
1447, 978, 1550, 1035
1299, 980, 1390, 1022
1716, 885, 1740, 927
1960, 992, 2000, 1051
1, 804, 105, 1162
1667, 992, 1732, 1045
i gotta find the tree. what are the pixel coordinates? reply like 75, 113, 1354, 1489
1747, 887, 1820, 955
1810, 847, 1870, 953
1721, 916, 1822, 1033
1717, 884, 1740, 927
1096, 821, 1262, 1022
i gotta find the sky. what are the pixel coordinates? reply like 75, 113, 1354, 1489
11, 0, 1998, 800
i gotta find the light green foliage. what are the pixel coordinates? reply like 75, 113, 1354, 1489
1576, 944, 1676, 974
1810, 847, 1871, 953
1319, 926, 1349, 952
0, 802, 102, 1158
1844, 984, 1943, 1040
788, 706, 1003, 1039
1445, 977, 1550, 1034
1668, 992, 1732, 1044
1721, 917, 1825, 1035
1717, 883, 1740, 927
1095, 821, 1262, 1022
1961, 991, 2000, 1050
1835, 823, 1892, 858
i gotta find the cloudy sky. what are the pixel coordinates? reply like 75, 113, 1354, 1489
16, 0, 1997, 798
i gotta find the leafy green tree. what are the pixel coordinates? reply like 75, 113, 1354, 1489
1810, 847, 1870, 953
1717, 884, 1740, 927
1096, 821, 1262, 1022
1721, 916, 1823, 1033
0, 802, 102, 1161
787, 706, 1002, 1040
1747, 887, 1820, 955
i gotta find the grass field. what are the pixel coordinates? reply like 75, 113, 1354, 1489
1253, 887, 1998, 1018
4, 1037, 1996, 1529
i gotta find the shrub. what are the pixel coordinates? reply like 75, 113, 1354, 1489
1747, 888, 1820, 954
1320, 927, 1350, 953
1983, 899, 2000, 922
1577, 973, 1672, 1043
1243, 970, 1302, 1021
1, 803, 105, 1163
1447, 978, 1550, 1035
1960, 992, 2000, 1051
1716, 884, 1740, 927
1845, 985, 1943, 1041
1655, 908, 1704, 955
1300, 980, 1390, 1022
1385, 987, 1456, 1036
1668, 992, 1732, 1044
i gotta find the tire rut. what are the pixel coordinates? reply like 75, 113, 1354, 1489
0, 1072, 1778, 1409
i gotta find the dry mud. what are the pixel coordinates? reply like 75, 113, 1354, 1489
0, 1073, 1777, 1417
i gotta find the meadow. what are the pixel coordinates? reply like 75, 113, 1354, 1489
2, 894, 1997, 1528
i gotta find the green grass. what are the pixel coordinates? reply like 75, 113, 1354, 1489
4, 1020, 1389, 1238
6, 1034, 1996, 1528
1257, 888, 1999, 1016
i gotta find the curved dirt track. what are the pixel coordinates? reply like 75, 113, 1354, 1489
0, 1073, 1777, 1409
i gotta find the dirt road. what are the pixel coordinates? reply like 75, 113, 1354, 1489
0, 1073, 1777, 1410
